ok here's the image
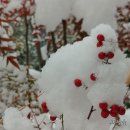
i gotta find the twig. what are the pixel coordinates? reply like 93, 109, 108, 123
30, 107, 41, 130
39, 116, 46, 127
61, 114, 64, 130
103, 58, 111, 64
87, 106, 96, 120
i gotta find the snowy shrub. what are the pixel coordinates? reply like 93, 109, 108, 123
38, 24, 130, 130
2, 1, 130, 130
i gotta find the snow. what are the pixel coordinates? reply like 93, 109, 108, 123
3, 107, 62, 130
1, 0, 130, 129
3, 0, 22, 13
3, 0, 36, 17
35, 0, 73, 31
38, 35, 96, 116
0, 26, 6, 36
109, 109, 130, 130
2, 22, 14, 36
38, 24, 130, 130
41, 45, 48, 60
29, 69, 41, 79
3, 107, 35, 130
35, 0, 128, 32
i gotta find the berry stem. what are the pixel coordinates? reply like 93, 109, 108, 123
61, 114, 64, 130
103, 58, 111, 64
82, 82, 88, 90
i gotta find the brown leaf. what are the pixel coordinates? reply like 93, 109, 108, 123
0, 37, 15, 42
0, 47, 14, 52
0, 47, 14, 55
7, 56, 20, 69
0, 19, 17, 22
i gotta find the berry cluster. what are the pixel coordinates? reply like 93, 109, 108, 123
96, 34, 114, 60
73, 34, 116, 88
41, 102, 57, 122
99, 102, 126, 118
98, 51, 114, 60
97, 34, 105, 47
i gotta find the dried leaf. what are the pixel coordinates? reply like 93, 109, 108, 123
7, 56, 20, 69
0, 37, 15, 41
0, 19, 17, 22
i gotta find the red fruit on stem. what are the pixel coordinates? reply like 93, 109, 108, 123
99, 102, 108, 110
98, 52, 106, 60
101, 110, 109, 118
74, 79, 82, 87
110, 110, 118, 117
97, 41, 103, 47
41, 102, 49, 113
111, 104, 120, 113
90, 73, 97, 81
118, 106, 126, 115
107, 52, 114, 59
50, 115, 57, 121
97, 34, 105, 42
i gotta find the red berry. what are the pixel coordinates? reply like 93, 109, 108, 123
97, 34, 105, 42
90, 73, 97, 81
97, 41, 103, 47
41, 102, 49, 113
99, 102, 108, 110
98, 52, 106, 60
111, 104, 120, 113
74, 79, 82, 87
110, 110, 118, 117
107, 52, 114, 59
101, 110, 109, 118
50, 115, 57, 121
118, 106, 126, 115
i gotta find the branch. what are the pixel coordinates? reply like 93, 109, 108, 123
35, 43, 46, 68
51, 32, 57, 53
61, 114, 64, 130
62, 20, 67, 45
0, 19, 17, 22
24, 16, 29, 76
0, 37, 15, 41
